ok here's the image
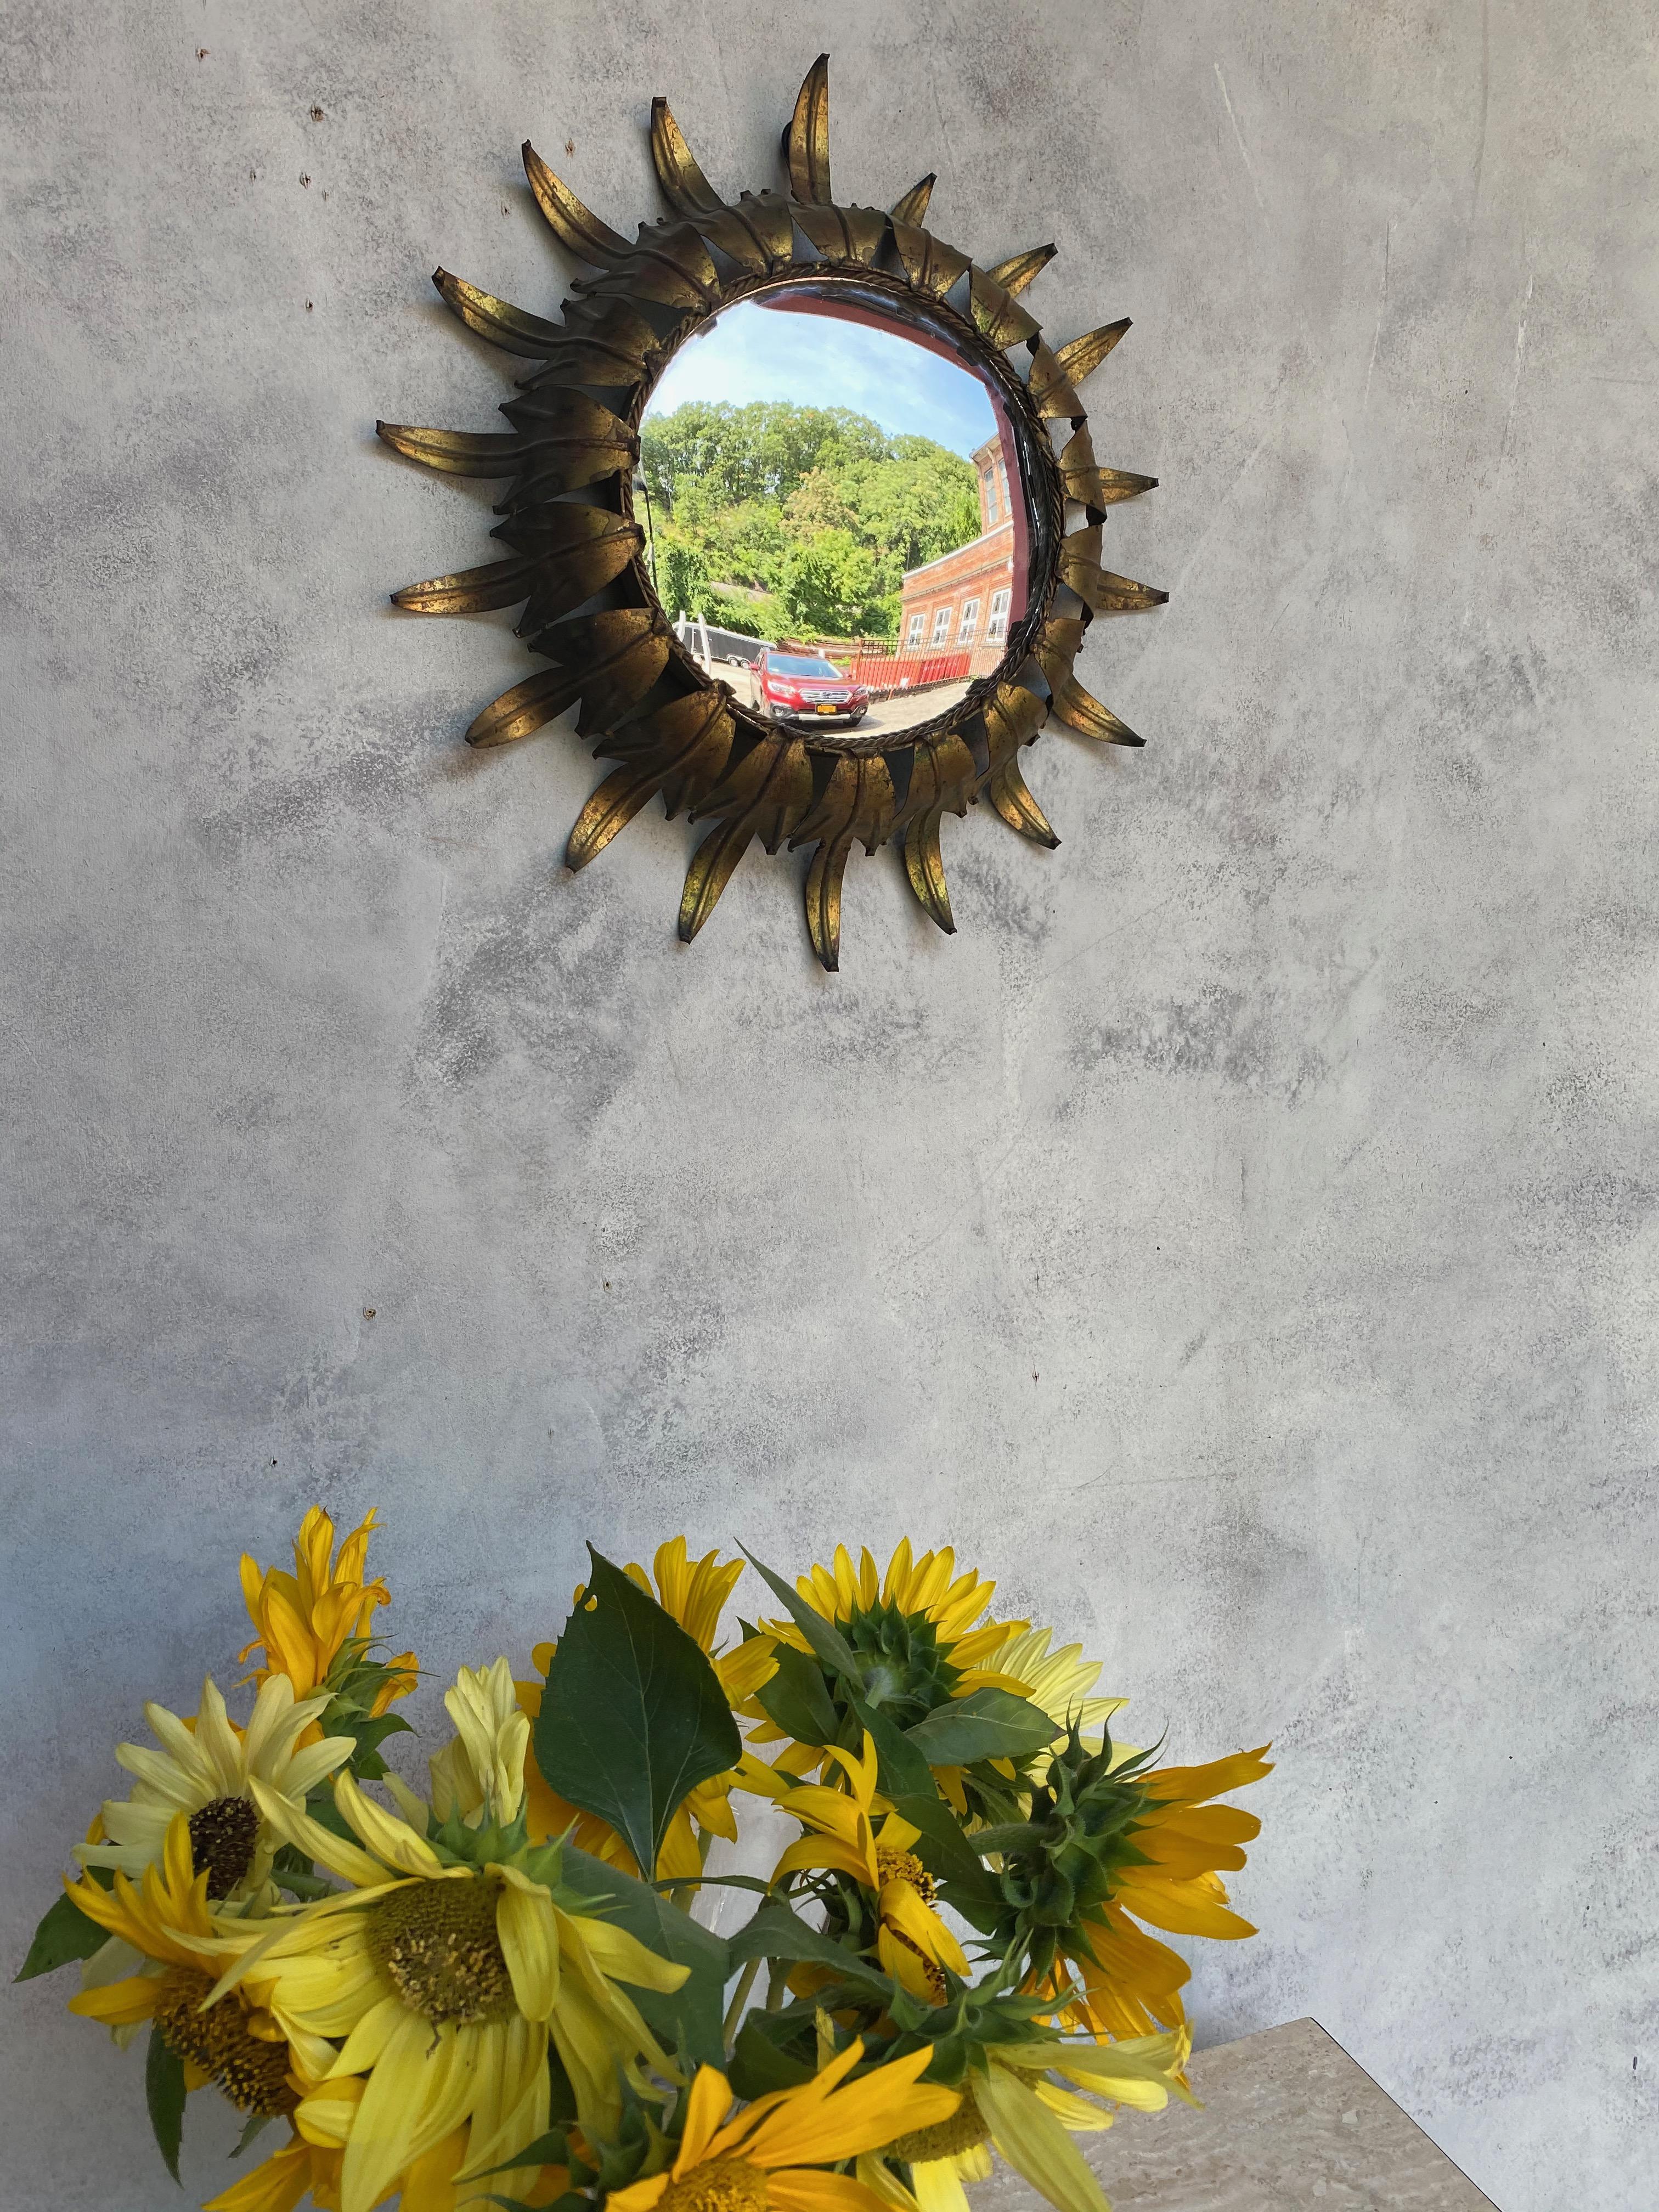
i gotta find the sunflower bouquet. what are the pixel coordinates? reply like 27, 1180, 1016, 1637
19, 1511, 1270, 2212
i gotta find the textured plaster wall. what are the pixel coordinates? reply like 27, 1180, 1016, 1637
3, 3, 1655, 2208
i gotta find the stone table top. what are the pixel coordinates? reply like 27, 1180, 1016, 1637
974, 2018, 1500, 2211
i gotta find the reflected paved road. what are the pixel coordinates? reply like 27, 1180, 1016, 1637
857, 681, 970, 736
703, 663, 970, 739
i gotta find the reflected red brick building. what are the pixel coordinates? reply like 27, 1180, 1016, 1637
896, 436, 1019, 679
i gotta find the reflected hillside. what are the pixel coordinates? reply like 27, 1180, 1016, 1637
638, 399, 978, 648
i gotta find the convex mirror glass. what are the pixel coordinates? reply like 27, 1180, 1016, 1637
635, 284, 1032, 738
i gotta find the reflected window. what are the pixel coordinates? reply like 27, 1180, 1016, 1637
986, 588, 1011, 645
958, 599, 980, 644
930, 606, 952, 645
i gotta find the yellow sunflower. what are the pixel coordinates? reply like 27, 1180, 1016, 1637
518, 1538, 780, 1879
65, 1812, 314, 2122
860, 2030, 1192, 2212
609, 2041, 961, 2212
75, 1673, 354, 1907
1041, 1747, 1272, 2042
772, 1733, 968, 2004
204, 1767, 689, 2212
239, 1505, 417, 1715
752, 1543, 1031, 1805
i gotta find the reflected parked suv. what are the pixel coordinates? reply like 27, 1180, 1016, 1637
755, 650, 869, 728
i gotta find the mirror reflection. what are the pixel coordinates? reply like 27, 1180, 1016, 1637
636, 285, 1029, 737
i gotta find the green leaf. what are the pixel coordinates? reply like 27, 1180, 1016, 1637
891, 1793, 1004, 1929
145, 2028, 187, 2185
535, 1548, 741, 1882
904, 1688, 1059, 1768
741, 1549, 862, 1684
560, 1841, 731, 2068
845, 1689, 937, 1802
14, 1883, 111, 1980
336, 1711, 414, 1781
754, 1638, 840, 1748
727, 1897, 896, 1996
728, 2016, 817, 2099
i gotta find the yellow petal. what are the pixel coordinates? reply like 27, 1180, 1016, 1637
769, 2174, 890, 2212
910, 2160, 973, 2212
880, 1882, 968, 1974
201, 2136, 315, 2212
561, 1908, 691, 1993
334, 1774, 444, 1878
295, 2075, 366, 2147
1112, 1874, 1257, 1940
1141, 1747, 1273, 1805
675, 2064, 736, 2170
773, 1836, 874, 1888
248, 1776, 386, 1889
820, 1732, 879, 1808
975, 2064, 1108, 2212
606, 2180, 670, 2212
1033, 2082, 1114, 2132
68, 1973, 161, 2027
498, 1877, 560, 2022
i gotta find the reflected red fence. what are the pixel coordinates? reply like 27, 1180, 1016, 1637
848, 648, 971, 699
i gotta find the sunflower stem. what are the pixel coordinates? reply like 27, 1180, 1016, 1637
722, 1956, 763, 2052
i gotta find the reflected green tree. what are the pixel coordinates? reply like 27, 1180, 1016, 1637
640, 400, 981, 644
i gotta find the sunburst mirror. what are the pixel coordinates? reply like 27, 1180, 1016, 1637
380, 57, 1165, 969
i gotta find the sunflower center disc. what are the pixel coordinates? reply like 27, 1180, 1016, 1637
188, 1794, 259, 1899
153, 1967, 299, 2116
884, 2087, 991, 2164
369, 1877, 515, 2025
659, 2156, 770, 2212
876, 1846, 936, 1903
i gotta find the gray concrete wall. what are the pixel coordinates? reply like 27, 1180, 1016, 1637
3, 3, 1654, 2207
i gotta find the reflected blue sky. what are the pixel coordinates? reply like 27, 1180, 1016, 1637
642, 297, 999, 458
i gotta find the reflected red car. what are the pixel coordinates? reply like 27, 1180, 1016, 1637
756, 650, 868, 728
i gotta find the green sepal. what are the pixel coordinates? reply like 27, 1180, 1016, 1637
145, 2026, 187, 2185
269, 1844, 333, 1902
14, 1876, 112, 1981
535, 1548, 741, 1882
232, 2111, 274, 2159
963, 1821, 1045, 1857
462, 2127, 571, 2181
904, 1687, 1059, 1767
